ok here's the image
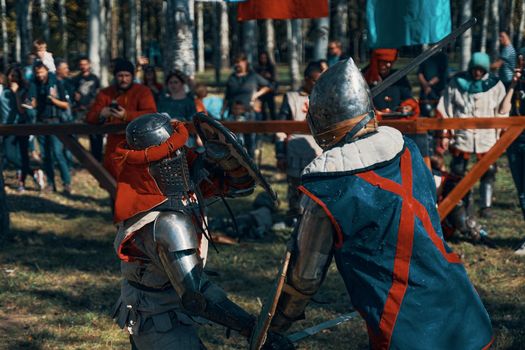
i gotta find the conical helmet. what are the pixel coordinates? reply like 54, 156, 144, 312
126, 113, 174, 150
308, 58, 375, 149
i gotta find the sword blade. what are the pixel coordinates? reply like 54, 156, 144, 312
371, 17, 477, 98
287, 311, 359, 343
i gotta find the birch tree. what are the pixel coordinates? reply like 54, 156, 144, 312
220, 1, 229, 68
287, 19, 302, 90
165, 0, 195, 78
312, 17, 329, 60
480, 0, 489, 52
229, 4, 240, 60
333, 0, 349, 52
196, 2, 204, 73
490, 0, 500, 59
40, 0, 49, 42
509, 0, 516, 42
265, 20, 275, 63
128, 0, 137, 63
160, 0, 167, 68
16, 0, 31, 62
57, 0, 68, 59
136, 0, 142, 61
27, 1, 33, 47
519, 0, 525, 48
212, 2, 221, 82
460, 0, 473, 71
110, 0, 119, 59
88, 0, 101, 77
0, 0, 7, 69
100, 0, 110, 86
243, 20, 257, 64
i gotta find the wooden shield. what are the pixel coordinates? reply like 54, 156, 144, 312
249, 250, 292, 350
192, 112, 277, 201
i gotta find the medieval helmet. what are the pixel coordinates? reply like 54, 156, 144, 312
126, 113, 174, 150
307, 58, 375, 149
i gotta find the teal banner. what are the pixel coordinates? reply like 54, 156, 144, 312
366, 0, 451, 48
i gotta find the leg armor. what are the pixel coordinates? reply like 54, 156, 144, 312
450, 154, 468, 177
153, 212, 254, 337
271, 195, 335, 332
479, 163, 497, 209
442, 173, 468, 235
447, 154, 475, 214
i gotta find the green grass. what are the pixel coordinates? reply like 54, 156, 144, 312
0, 140, 524, 349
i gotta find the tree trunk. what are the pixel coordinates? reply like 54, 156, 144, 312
519, 0, 525, 48
242, 20, 257, 65
312, 17, 330, 60
265, 19, 275, 63
348, 0, 359, 62
480, 0, 489, 52
128, 0, 137, 64
220, 1, 229, 68
196, 2, 204, 73
110, 0, 119, 59
136, 0, 142, 61
332, 0, 349, 52
229, 4, 239, 59
88, 0, 101, 77
27, 1, 33, 50
0, 0, 8, 69
16, 0, 31, 63
57, 0, 68, 60
490, 0, 500, 59
460, 0, 473, 71
40, 0, 49, 42
509, 0, 516, 42
212, 2, 221, 83
100, 0, 109, 87
160, 0, 167, 69
287, 19, 301, 90
298, 19, 305, 64
165, 0, 196, 78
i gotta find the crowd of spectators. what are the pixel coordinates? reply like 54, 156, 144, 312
1, 33, 524, 253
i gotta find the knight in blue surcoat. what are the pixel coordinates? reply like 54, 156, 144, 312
267, 59, 493, 350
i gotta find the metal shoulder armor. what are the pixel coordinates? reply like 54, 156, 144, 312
153, 212, 254, 336
153, 211, 199, 253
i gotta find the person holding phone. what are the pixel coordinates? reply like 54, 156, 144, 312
86, 59, 156, 178
28, 61, 71, 193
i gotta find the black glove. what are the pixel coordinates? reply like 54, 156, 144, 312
261, 331, 295, 350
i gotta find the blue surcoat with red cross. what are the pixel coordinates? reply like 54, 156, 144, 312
299, 128, 493, 350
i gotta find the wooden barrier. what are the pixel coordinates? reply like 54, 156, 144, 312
57, 135, 117, 198
437, 126, 524, 219
0, 117, 523, 220
1, 117, 524, 136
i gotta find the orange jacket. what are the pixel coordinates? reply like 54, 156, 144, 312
112, 121, 189, 223
111, 121, 226, 223
86, 83, 157, 177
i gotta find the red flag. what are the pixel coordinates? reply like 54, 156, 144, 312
237, 0, 328, 21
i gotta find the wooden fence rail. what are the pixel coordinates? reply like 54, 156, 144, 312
1, 117, 524, 136
1, 117, 523, 220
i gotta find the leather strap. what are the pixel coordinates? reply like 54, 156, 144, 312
313, 110, 377, 148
